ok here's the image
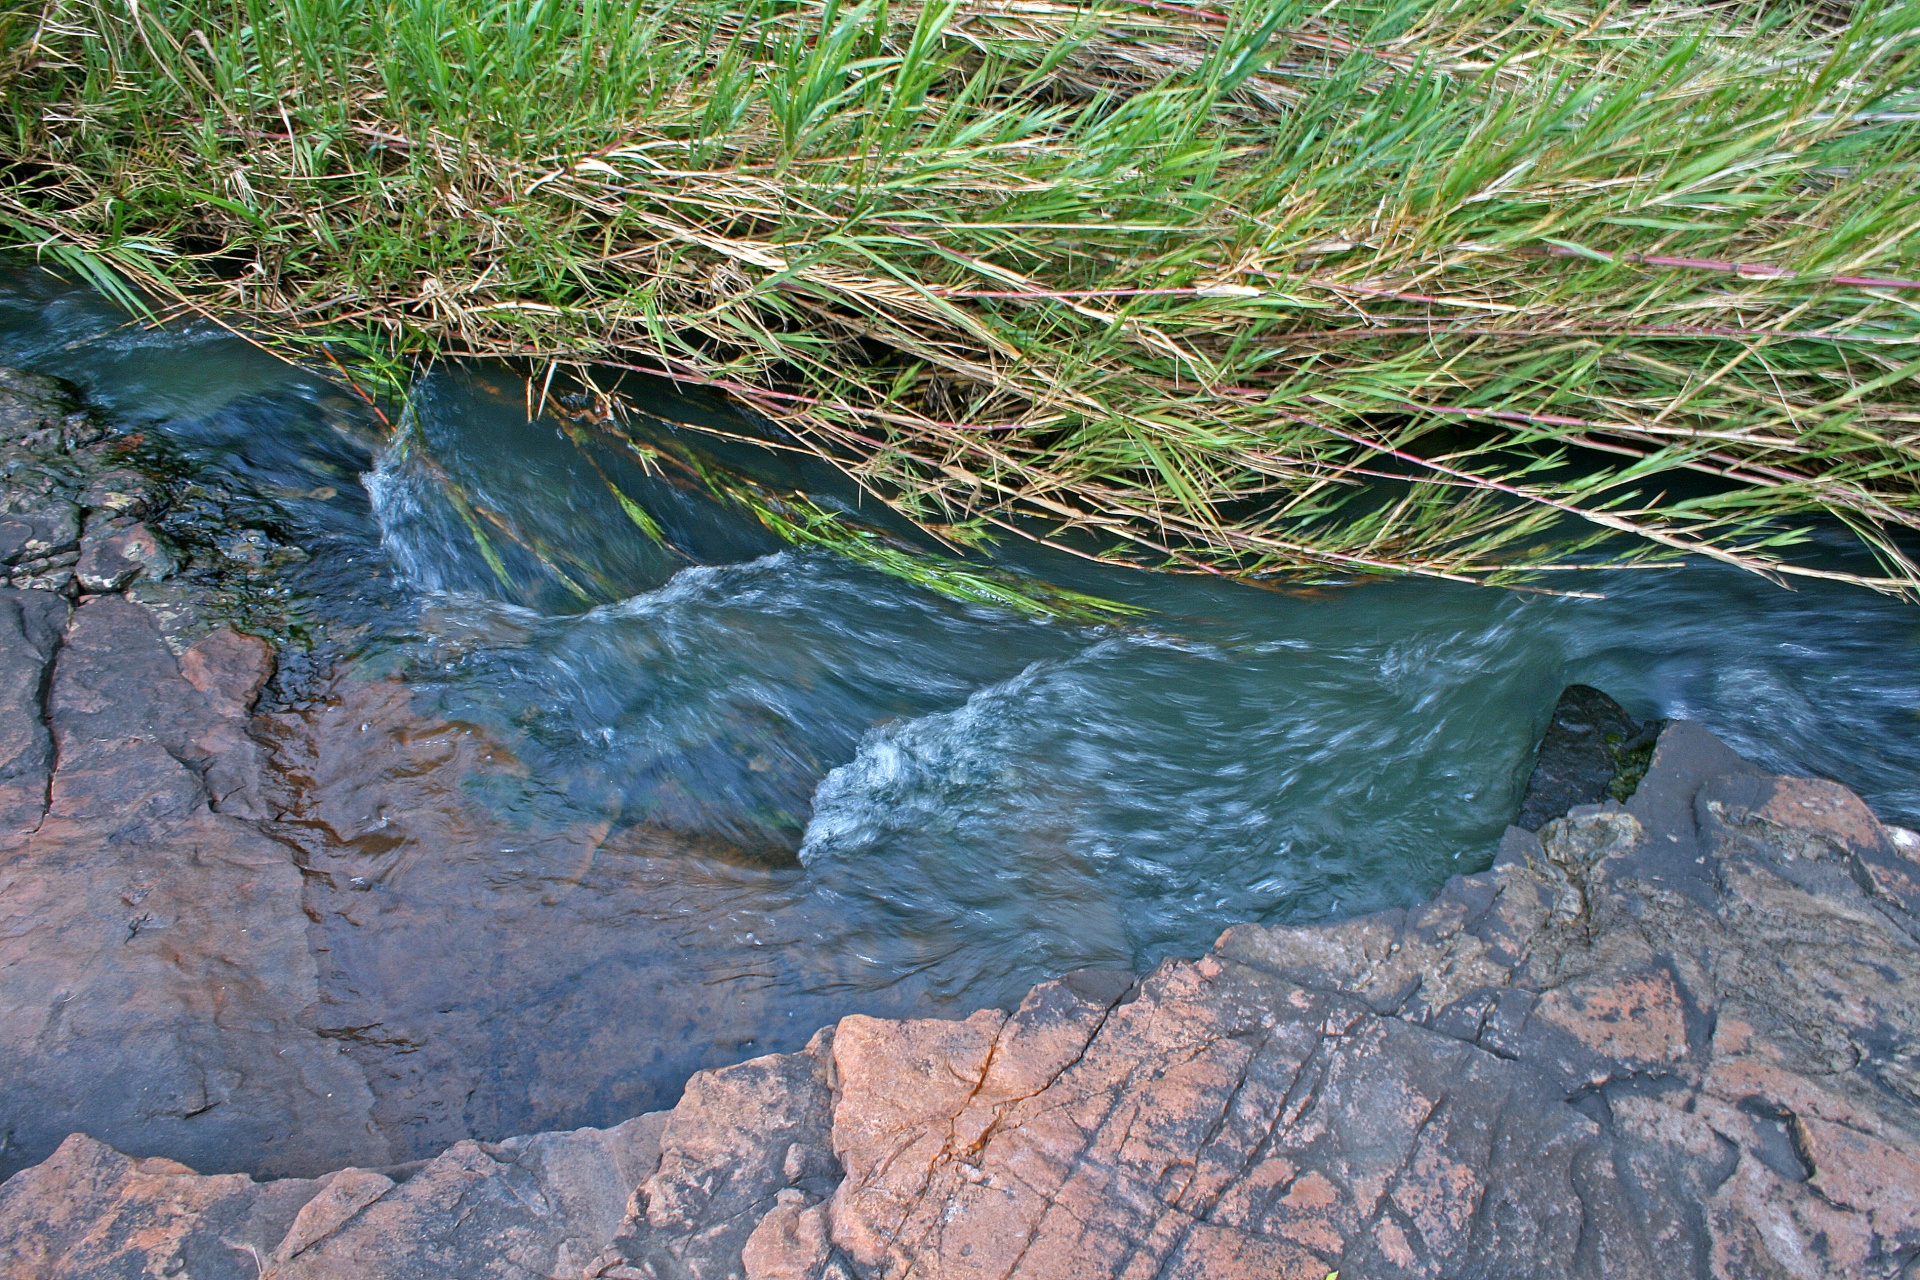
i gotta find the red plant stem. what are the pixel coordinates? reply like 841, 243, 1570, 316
928, 285, 1234, 299
931, 277, 1504, 306
1543, 246, 1920, 290
595, 359, 885, 446
1299, 278, 1484, 306
320, 349, 392, 431
606, 362, 1788, 443
1261, 322, 1913, 344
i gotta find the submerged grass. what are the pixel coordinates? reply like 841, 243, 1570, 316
3, 0, 1919, 597
598, 409, 1151, 620
397, 384, 1147, 619
717, 484, 1149, 621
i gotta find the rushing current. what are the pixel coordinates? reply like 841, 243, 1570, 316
5, 265, 1917, 1147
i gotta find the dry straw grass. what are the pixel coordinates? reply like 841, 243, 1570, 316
3, 0, 1919, 596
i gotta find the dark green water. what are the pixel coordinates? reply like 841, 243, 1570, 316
5, 266, 1917, 1143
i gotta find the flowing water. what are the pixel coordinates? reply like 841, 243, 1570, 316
5, 265, 1918, 1151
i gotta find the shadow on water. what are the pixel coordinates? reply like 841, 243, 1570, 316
4, 265, 1918, 1155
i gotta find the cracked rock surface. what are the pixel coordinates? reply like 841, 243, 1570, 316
7, 719, 1919, 1278
1, 368, 1918, 1278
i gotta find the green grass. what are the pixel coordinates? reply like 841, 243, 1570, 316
4, 0, 1919, 597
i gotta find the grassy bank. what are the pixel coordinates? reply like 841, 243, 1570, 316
3, 0, 1919, 596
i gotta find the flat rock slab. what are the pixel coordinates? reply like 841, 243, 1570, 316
0, 597, 385, 1182
0, 369, 385, 1183
5, 715, 1919, 1279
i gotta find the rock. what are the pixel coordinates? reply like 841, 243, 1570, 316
0, 366, 252, 620
0, 598, 385, 1182
0, 492, 80, 568
268, 1114, 665, 1279
4, 720, 1916, 1279
79, 467, 158, 516
0, 368, 77, 449
127, 574, 221, 654
0, 1133, 328, 1280
0, 372, 1913, 1279
1515, 684, 1663, 830
0, 369, 116, 597
74, 517, 177, 591
0, 366, 404, 1183
251, 674, 864, 1163
620, 1030, 840, 1280
744, 1189, 836, 1280
219, 527, 276, 567
0, 588, 65, 842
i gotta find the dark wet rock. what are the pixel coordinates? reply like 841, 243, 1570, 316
0, 370, 385, 1182
0, 588, 64, 841
0, 369, 68, 436
75, 517, 177, 592
219, 527, 276, 567
78, 467, 158, 517
0, 367, 101, 456
1516, 683, 1664, 830
0, 368, 155, 599
0, 492, 79, 568
6, 720, 1918, 1279
254, 675, 847, 1162
0, 365, 336, 651
127, 574, 223, 654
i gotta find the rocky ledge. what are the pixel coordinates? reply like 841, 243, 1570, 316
3, 728, 1917, 1279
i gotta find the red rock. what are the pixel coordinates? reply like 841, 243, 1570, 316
1532, 966, 1691, 1073
0, 599, 385, 1183
0, 1134, 324, 1279
1756, 775, 1889, 856
743, 1190, 833, 1280
74, 519, 173, 592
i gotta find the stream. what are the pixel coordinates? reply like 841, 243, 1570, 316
5, 265, 1917, 1156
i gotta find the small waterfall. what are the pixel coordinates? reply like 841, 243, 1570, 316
364, 436, 479, 599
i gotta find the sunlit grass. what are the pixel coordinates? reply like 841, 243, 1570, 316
4, 0, 1918, 596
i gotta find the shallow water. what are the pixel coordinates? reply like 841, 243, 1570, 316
5, 266, 1918, 1146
